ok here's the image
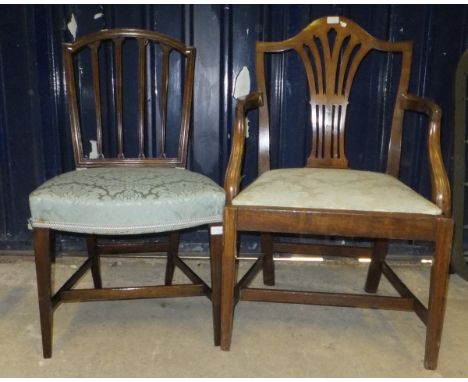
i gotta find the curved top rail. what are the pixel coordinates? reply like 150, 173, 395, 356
257, 16, 411, 54
64, 28, 194, 55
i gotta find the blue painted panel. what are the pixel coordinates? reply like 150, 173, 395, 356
0, 6, 45, 246
0, 5, 467, 249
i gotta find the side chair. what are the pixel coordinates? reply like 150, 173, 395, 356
29, 29, 224, 357
221, 16, 453, 370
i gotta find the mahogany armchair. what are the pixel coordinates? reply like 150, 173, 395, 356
221, 16, 453, 370
28, 29, 224, 357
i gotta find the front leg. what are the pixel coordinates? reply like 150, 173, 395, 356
424, 219, 453, 370
220, 207, 237, 350
33, 228, 54, 358
209, 224, 223, 346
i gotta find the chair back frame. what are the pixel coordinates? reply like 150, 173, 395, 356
255, 16, 412, 176
63, 28, 196, 168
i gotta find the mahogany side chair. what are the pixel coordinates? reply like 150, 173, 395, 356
221, 16, 453, 370
28, 29, 224, 358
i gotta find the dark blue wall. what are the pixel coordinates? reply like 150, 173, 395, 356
0, 5, 467, 250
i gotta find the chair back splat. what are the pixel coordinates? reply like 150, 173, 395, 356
63, 29, 195, 168
256, 17, 412, 175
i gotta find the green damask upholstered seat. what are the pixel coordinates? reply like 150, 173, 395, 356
29, 167, 225, 235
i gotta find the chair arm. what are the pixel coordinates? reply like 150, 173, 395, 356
400, 93, 451, 216
224, 92, 264, 204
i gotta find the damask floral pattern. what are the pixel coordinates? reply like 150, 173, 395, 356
232, 168, 441, 215
29, 167, 225, 234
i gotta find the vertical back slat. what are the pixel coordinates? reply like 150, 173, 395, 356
308, 40, 324, 95
114, 37, 124, 159
296, 46, 317, 98
90, 42, 104, 159
160, 45, 170, 158
338, 104, 347, 159
137, 39, 147, 159
337, 37, 358, 96
332, 104, 340, 158
178, 48, 196, 167
321, 32, 333, 94
63, 45, 84, 165
317, 104, 323, 157
327, 30, 346, 95
310, 102, 318, 158
324, 105, 332, 160
343, 47, 370, 97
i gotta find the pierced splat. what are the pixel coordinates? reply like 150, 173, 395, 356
256, 16, 410, 173
300, 25, 371, 168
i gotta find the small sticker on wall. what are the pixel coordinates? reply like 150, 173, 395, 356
210, 226, 223, 235
327, 16, 340, 24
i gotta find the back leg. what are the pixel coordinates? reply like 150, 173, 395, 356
86, 235, 102, 289
365, 239, 388, 293
261, 233, 275, 286
165, 231, 180, 285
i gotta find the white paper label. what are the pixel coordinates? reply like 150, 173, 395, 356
210, 226, 223, 235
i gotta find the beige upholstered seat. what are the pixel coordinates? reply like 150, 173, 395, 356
233, 168, 441, 215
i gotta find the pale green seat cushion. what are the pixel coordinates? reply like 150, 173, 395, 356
29, 167, 225, 234
232, 168, 441, 215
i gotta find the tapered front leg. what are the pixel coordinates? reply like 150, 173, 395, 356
424, 219, 453, 370
261, 233, 275, 286
165, 232, 180, 285
209, 224, 223, 346
365, 239, 388, 293
33, 228, 54, 358
220, 207, 237, 351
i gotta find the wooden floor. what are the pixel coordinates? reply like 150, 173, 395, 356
0, 254, 467, 377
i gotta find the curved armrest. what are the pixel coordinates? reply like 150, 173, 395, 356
400, 93, 451, 216
224, 92, 264, 204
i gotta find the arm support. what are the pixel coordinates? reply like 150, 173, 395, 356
224, 92, 263, 205
400, 93, 451, 216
